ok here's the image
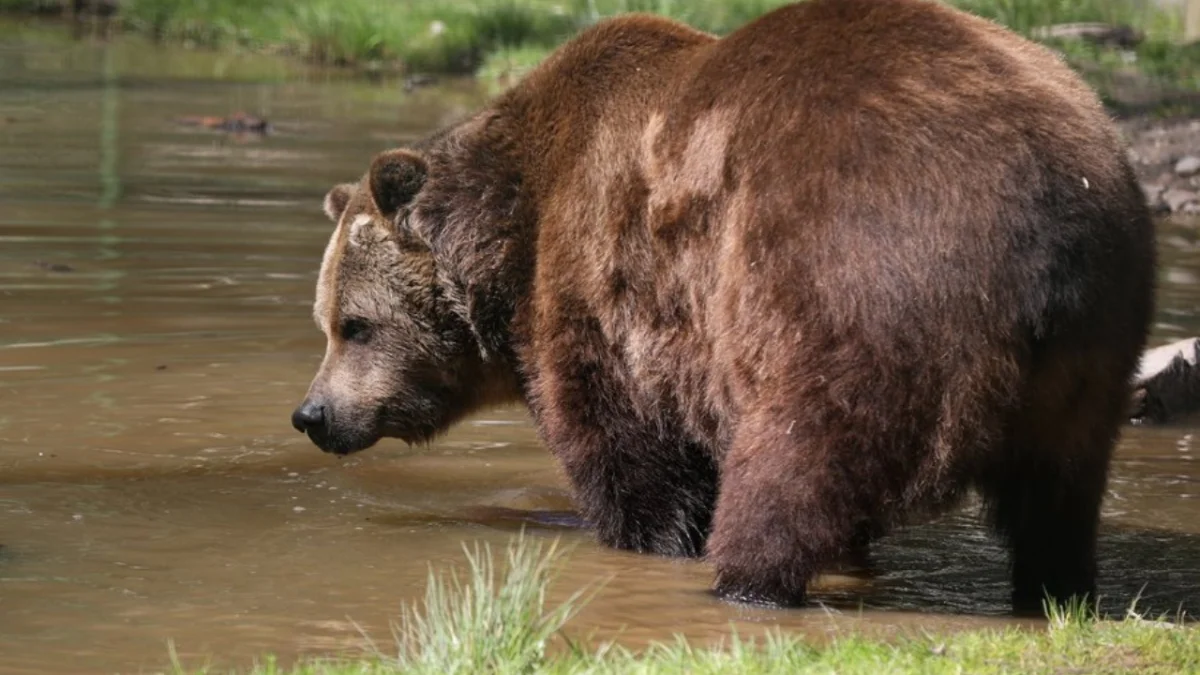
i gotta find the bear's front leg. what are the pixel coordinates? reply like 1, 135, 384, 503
530, 330, 718, 558
556, 430, 717, 558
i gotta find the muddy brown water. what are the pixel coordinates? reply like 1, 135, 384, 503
1, 21, 1199, 675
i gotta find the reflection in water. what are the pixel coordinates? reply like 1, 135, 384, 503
1, 19, 1199, 675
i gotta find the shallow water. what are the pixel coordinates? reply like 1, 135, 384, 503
1, 20, 1198, 675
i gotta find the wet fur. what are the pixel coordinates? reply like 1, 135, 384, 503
299, 0, 1157, 613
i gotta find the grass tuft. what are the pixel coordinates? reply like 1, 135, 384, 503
382, 533, 594, 675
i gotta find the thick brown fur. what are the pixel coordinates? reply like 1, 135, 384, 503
294, 0, 1156, 614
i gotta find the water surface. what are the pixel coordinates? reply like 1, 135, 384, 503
1, 20, 1198, 674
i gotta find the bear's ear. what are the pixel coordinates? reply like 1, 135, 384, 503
322, 183, 355, 224
368, 149, 428, 220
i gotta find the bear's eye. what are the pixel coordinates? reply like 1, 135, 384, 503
338, 318, 372, 344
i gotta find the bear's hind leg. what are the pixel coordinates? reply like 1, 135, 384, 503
705, 406, 899, 607
981, 440, 1109, 616
979, 354, 1126, 616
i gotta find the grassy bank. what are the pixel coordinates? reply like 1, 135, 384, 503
0, 0, 799, 74
168, 534, 1199, 675
3, 0, 1198, 91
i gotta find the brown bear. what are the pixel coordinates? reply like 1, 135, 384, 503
292, 0, 1156, 614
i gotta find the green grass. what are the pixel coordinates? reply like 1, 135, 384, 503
168, 533, 1200, 675
111, 0, 579, 73
478, 43, 559, 83
954, 0, 1180, 37
950, 0, 1200, 95
0, 0, 58, 11
7, 0, 1194, 92
574, 0, 793, 35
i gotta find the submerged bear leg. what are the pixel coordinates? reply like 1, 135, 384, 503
558, 434, 718, 558
531, 324, 719, 558
705, 405, 895, 607
983, 452, 1108, 616
979, 350, 1129, 616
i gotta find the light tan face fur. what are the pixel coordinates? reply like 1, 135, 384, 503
292, 180, 483, 454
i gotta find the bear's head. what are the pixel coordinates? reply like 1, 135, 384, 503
291, 145, 520, 455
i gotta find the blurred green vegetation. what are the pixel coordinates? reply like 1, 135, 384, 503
956, 0, 1177, 34
0, 0, 1196, 91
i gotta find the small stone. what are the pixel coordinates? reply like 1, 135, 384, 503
1165, 235, 1193, 250
32, 260, 74, 273
1176, 156, 1200, 177
1162, 188, 1199, 213
1141, 182, 1164, 205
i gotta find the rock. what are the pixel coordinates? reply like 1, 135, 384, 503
32, 260, 74, 273
403, 73, 439, 93
1175, 155, 1200, 178
1029, 22, 1144, 49
1166, 267, 1200, 285
1164, 235, 1194, 251
1141, 181, 1164, 205
1162, 188, 1199, 213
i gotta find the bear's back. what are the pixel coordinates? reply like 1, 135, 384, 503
638, 0, 1148, 346
515, 0, 1152, 425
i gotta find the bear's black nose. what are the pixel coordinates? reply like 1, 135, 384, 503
291, 400, 326, 433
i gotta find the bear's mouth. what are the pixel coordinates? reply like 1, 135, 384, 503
304, 416, 437, 455
305, 425, 381, 456
378, 423, 441, 448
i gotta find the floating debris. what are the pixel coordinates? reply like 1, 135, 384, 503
176, 112, 272, 135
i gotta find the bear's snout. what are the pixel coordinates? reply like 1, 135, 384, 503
291, 396, 378, 455
291, 398, 326, 434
